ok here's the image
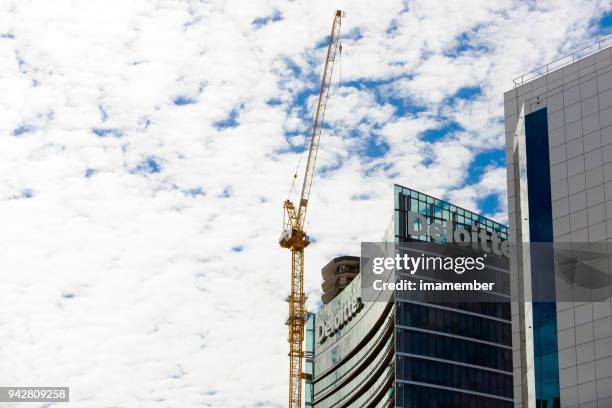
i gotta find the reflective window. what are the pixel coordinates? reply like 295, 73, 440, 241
396, 302, 511, 345
394, 185, 509, 243
396, 328, 512, 371
397, 356, 513, 398
314, 308, 393, 395
524, 108, 560, 408
314, 344, 393, 408
397, 383, 513, 408
305, 313, 315, 406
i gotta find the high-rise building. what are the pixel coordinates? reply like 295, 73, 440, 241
304, 185, 513, 408
321, 256, 360, 306
505, 38, 612, 407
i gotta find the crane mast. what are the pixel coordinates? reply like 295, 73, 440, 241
279, 10, 344, 408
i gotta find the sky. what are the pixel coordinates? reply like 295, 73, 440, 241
0, 1, 611, 407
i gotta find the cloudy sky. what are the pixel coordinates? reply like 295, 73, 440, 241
0, 0, 611, 407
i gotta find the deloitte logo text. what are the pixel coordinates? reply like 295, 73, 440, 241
408, 211, 510, 258
317, 295, 363, 344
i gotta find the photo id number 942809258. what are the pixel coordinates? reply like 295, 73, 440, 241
0, 387, 69, 402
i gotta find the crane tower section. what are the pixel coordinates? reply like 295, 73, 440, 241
279, 9, 344, 408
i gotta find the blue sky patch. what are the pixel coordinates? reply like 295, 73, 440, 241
283, 57, 302, 76
99, 105, 108, 121
596, 11, 612, 34
364, 135, 390, 158
420, 122, 463, 142
314, 36, 331, 49
214, 106, 241, 129
343, 77, 396, 89
133, 157, 161, 174
252, 10, 282, 28
9, 189, 34, 200
454, 86, 482, 100
386, 19, 399, 35
477, 193, 500, 217
387, 94, 427, 118
13, 124, 35, 136
266, 98, 283, 106
174, 96, 196, 106
292, 89, 317, 115
342, 27, 364, 42
445, 29, 492, 57
275, 144, 305, 156
318, 160, 343, 177
345, 75, 419, 114
465, 148, 505, 185
188, 187, 205, 197
92, 127, 123, 138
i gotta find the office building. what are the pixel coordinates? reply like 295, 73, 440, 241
505, 38, 612, 407
321, 256, 360, 306
304, 185, 513, 407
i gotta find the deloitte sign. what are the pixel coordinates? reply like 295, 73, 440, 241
316, 294, 363, 344
407, 211, 510, 258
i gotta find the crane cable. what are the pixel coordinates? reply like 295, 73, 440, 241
339, 41, 342, 90
287, 154, 302, 200
286, 28, 343, 203
287, 106, 314, 201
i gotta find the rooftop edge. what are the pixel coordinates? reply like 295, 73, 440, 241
513, 35, 612, 88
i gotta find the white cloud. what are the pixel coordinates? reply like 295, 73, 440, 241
0, 0, 610, 406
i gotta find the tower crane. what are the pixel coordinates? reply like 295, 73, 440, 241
279, 9, 344, 408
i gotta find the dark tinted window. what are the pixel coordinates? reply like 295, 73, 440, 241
397, 356, 512, 398
396, 328, 512, 371
397, 383, 513, 408
396, 302, 511, 346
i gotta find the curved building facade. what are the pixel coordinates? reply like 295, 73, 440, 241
305, 184, 513, 408
307, 273, 395, 408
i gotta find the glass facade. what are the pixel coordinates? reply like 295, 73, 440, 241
310, 273, 395, 407
308, 185, 512, 408
396, 383, 513, 408
394, 185, 513, 408
397, 356, 513, 398
396, 302, 511, 346
395, 185, 509, 244
524, 108, 560, 408
396, 328, 512, 371
305, 313, 316, 407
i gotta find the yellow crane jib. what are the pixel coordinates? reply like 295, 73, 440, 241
279, 9, 344, 408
